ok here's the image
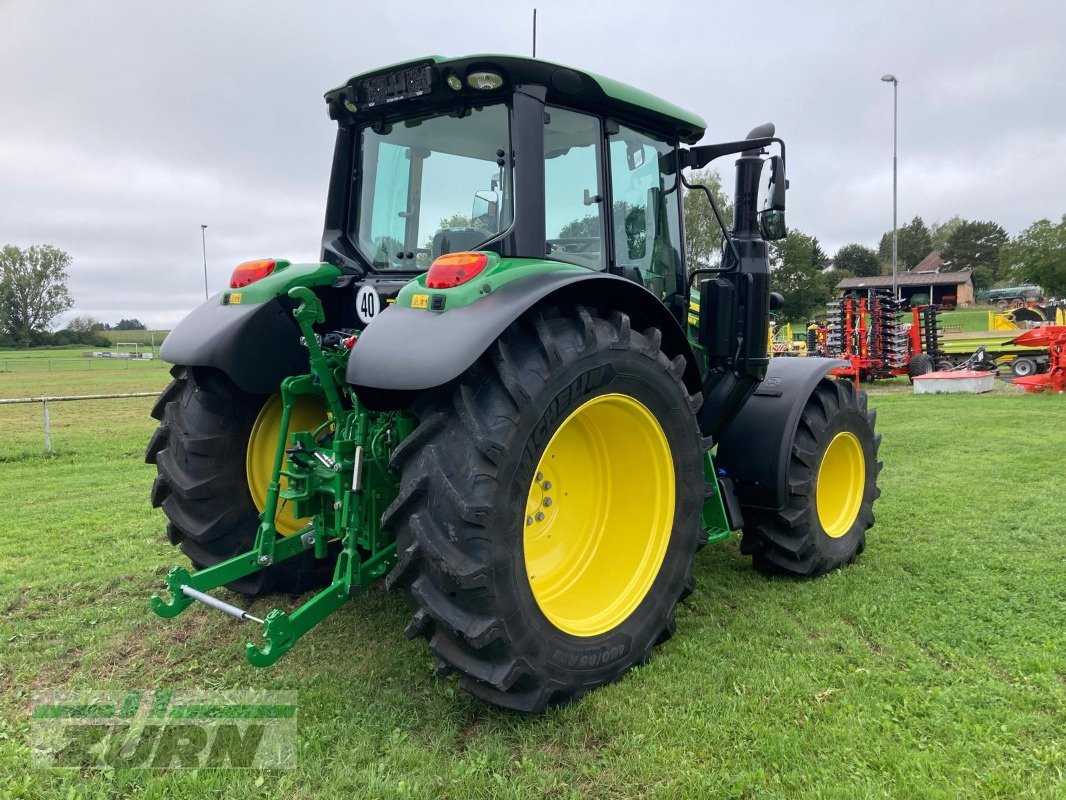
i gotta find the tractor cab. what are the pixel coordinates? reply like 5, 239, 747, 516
321, 55, 708, 309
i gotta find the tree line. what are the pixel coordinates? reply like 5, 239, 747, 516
682, 172, 1066, 322
0, 244, 147, 348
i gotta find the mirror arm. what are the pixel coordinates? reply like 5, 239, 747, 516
679, 137, 786, 171
680, 170, 741, 278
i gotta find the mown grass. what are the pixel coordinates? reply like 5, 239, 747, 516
0, 368, 1062, 799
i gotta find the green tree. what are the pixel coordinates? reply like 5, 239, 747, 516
833, 243, 880, 277
929, 215, 966, 251
770, 229, 831, 321
437, 212, 471, 230
557, 214, 599, 239
555, 202, 646, 255
65, 314, 101, 336
115, 318, 147, 330
0, 244, 74, 345
682, 168, 733, 270
942, 220, 1008, 281
969, 265, 994, 292
878, 216, 932, 271
999, 215, 1066, 296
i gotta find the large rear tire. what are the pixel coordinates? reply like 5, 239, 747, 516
383, 307, 705, 712
740, 379, 881, 577
146, 366, 333, 596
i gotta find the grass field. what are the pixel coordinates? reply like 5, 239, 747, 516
0, 365, 1062, 799
0, 347, 169, 385
97, 330, 169, 347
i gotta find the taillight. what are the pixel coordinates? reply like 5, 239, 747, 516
425, 252, 488, 289
230, 259, 276, 288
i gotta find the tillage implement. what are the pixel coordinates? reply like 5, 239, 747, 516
148, 55, 882, 711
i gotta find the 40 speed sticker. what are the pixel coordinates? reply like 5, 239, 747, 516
356, 285, 381, 324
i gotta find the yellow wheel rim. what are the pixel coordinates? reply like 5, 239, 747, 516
815, 431, 866, 538
246, 394, 328, 536
523, 393, 675, 637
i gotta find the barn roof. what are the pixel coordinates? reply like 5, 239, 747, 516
836, 271, 973, 290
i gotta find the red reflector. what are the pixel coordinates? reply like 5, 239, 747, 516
229, 259, 276, 288
425, 252, 488, 289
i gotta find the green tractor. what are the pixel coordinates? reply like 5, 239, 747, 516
149, 55, 881, 712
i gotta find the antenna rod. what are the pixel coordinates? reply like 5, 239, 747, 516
533, 8, 537, 57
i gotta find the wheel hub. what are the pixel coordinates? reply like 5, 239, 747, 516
522, 393, 675, 637
246, 394, 328, 536
815, 430, 866, 538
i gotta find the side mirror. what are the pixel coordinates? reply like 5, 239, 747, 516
758, 155, 787, 241
626, 140, 645, 171
471, 189, 499, 229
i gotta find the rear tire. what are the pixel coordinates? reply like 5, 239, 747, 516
146, 366, 334, 596
739, 379, 881, 578
383, 307, 705, 712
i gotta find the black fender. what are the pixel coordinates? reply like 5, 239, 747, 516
714, 357, 847, 511
346, 271, 702, 398
160, 295, 307, 395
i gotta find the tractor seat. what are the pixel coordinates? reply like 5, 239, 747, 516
432, 227, 488, 259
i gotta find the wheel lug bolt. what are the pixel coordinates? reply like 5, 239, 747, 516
535, 471, 543, 482
526, 516, 533, 526
535, 512, 544, 521
542, 481, 552, 490
543, 497, 552, 507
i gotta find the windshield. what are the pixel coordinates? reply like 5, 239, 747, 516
350, 104, 513, 270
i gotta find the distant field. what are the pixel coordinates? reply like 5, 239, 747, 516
98, 329, 170, 347
0, 364, 1062, 799
0, 346, 170, 379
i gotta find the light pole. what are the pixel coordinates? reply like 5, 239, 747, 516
881, 74, 898, 300
200, 224, 209, 300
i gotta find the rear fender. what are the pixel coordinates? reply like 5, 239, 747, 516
160, 297, 307, 395
160, 262, 342, 395
346, 271, 702, 398
714, 357, 846, 511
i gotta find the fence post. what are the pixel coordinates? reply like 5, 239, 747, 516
43, 399, 52, 454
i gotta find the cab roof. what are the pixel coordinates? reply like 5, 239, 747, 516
325, 54, 707, 145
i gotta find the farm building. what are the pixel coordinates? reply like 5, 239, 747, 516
836, 251, 975, 307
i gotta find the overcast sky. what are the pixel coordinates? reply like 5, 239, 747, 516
2, 0, 1063, 328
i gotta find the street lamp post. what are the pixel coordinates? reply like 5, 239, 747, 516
200, 222, 208, 300
881, 74, 898, 301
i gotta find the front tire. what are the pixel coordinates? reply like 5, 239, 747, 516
739, 379, 881, 577
383, 307, 705, 712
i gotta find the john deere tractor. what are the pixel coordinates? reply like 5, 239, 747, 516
149, 55, 881, 712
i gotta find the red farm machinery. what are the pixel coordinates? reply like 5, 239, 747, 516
809, 291, 945, 385
1010, 326, 1066, 393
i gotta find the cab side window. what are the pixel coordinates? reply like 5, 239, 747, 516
608, 125, 682, 298
544, 108, 605, 269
